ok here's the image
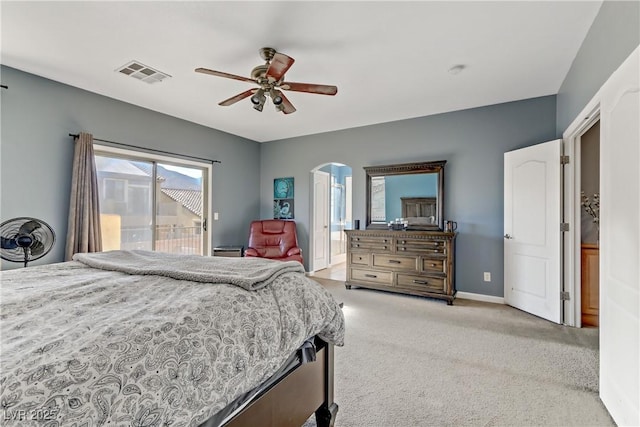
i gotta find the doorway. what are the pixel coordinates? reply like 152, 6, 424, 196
578, 120, 600, 327
309, 162, 352, 276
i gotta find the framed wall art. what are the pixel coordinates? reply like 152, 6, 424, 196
274, 177, 294, 219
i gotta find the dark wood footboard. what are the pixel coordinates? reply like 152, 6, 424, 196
224, 336, 337, 427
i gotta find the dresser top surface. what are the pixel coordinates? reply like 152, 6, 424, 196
345, 229, 456, 238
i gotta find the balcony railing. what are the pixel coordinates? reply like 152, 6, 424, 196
120, 225, 202, 255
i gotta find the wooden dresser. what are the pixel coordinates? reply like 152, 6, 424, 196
345, 229, 456, 304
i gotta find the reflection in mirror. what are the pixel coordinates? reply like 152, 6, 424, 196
365, 160, 445, 230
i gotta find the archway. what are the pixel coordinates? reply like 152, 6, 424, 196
309, 162, 352, 276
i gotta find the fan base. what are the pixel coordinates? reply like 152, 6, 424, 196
251, 65, 268, 81
259, 47, 276, 62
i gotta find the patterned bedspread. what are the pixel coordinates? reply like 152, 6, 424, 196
0, 251, 345, 426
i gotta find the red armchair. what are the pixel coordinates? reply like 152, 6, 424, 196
245, 219, 303, 264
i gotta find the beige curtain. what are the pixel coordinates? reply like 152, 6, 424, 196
65, 132, 102, 260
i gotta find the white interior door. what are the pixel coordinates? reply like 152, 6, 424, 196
312, 171, 330, 271
598, 46, 639, 427
504, 139, 562, 323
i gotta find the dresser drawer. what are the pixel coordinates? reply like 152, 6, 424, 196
397, 274, 445, 293
350, 252, 370, 265
422, 258, 444, 273
372, 254, 417, 271
350, 235, 391, 244
351, 268, 393, 285
350, 236, 391, 251
397, 238, 446, 255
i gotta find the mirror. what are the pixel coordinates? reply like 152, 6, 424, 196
365, 160, 445, 230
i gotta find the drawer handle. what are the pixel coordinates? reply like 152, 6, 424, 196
383, 239, 388, 243
355, 244, 360, 247
388, 260, 401, 264
365, 274, 377, 278
430, 263, 437, 267
401, 240, 406, 244
412, 279, 428, 285
400, 247, 406, 251
358, 257, 363, 260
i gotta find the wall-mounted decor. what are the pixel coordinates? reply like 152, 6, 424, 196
274, 177, 294, 199
274, 198, 294, 219
274, 177, 294, 219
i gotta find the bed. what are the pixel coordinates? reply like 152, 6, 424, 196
0, 250, 345, 426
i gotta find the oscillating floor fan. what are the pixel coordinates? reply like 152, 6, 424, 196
0, 217, 55, 267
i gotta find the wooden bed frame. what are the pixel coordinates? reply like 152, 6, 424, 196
221, 336, 337, 427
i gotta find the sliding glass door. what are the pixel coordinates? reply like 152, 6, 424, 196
95, 149, 209, 255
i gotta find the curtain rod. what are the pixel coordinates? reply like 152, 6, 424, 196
69, 133, 221, 164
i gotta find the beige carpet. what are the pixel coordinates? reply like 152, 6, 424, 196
305, 278, 614, 427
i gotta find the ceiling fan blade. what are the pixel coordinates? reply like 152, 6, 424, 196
280, 82, 338, 96
195, 68, 255, 84
218, 89, 258, 106
266, 53, 295, 82
277, 92, 297, 114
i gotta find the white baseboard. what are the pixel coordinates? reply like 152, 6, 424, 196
456, 291, 505, 304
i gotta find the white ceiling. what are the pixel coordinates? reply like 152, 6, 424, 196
1, 1, 603, 143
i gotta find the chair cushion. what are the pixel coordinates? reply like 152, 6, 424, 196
247, 220, 303, 264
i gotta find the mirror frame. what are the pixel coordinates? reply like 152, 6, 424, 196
364, 160, 446, 231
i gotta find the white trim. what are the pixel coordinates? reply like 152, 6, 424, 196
562, 111, 601, 328
309, 169, 331, 273
456, 292, 505, 304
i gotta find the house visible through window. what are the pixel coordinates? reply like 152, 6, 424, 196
104, 178, 126, 202
94, 148, 210, 255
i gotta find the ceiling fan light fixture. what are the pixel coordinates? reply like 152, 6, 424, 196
270, 89, 283, 105
251, 88, 265, 105
196, 47, 338, 114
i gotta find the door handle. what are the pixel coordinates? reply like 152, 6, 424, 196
504, 234, 513, 239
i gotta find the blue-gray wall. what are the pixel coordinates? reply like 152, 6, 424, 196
2, 0, 636, 290
260, 95, 557, 297
0, 66, 261, 269
556, 0, 640, 133
260, 0, 639, 298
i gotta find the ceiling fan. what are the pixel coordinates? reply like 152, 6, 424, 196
195, 47, 338, 114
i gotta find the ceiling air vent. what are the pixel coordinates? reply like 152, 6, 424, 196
116, 61, 171, 84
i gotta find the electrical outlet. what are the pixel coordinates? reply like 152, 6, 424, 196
214, 212, 219, 220
483, 272, 491, 282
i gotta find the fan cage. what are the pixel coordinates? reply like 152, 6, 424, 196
0, 217, 56, 264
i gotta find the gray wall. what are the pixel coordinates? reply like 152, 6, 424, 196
556, 0, 640, 133
260, 95, 557, 297
0, 66, 261, 269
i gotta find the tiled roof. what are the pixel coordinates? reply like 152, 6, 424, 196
160, 188, 202, 217
134, 164, 201, 191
